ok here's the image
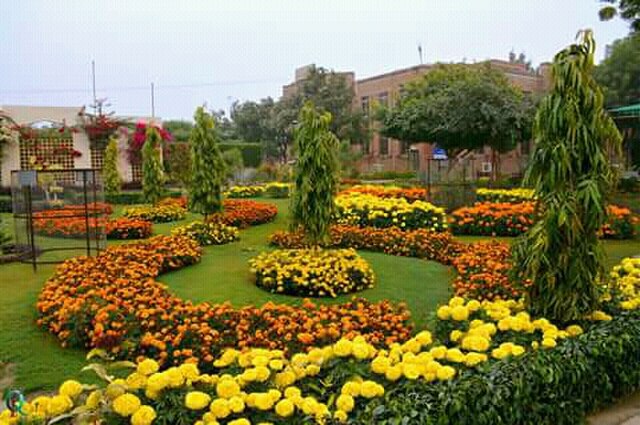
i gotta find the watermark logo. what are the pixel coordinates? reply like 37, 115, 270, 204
2, 389, 26, 416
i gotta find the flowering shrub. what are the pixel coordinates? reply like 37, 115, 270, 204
123, 204, 187, 223
19, 298, 640, 425
450, 202, 536, 236
334, 193, 447, 232
476, 188, 536, 203
339, 184, 427, 202
451, 202, 637, 239
225, 185, 266, 198
209, 199, 278, 228
157, 196, 188, 209
608, 257, 640, 311
264, 182, 292, 198
106, 218, 153, 240
171, 221, 239, 246
250, 248, 375, 297
37, 235, 412, 368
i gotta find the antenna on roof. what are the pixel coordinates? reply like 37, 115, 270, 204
418, 44, 423, 65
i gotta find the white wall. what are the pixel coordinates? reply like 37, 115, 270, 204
1, 139, 20, 187
73, 132, 91, 169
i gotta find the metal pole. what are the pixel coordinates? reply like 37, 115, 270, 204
83, 171, 91, 257
151, 83, 155, 118
91, 60, 97, 106
24, 186, 36, 272
427, 159, 431, 202
91, 170, 101, 255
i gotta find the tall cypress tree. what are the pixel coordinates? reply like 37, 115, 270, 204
142, 125, 166, 205
189, 106, 226, 216
103, 136, 121, 197
290, 102, 340, 244
512, 31, 622, 322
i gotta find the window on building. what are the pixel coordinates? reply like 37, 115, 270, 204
361, 96, 369, 114
400, 140, 411, 155
378, 91, 389, 107
379, 137, 389, 156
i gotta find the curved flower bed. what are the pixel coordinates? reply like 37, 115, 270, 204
451, 202, 637, 239
340, 184, 427, 202
211, 199, 278, 228
250, 248, 375, 297
476, 188, 535, 203
123, 204, 187, 223
225, 185, 266, 198
171, 221, 239, 246
334, 193, 447, 232
37, 235, 412, 369
264, 182, 292, 198
33, 205, 152, 240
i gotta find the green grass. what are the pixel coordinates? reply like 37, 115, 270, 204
0, 198, 638, 393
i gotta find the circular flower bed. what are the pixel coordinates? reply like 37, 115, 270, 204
334, 193, 447, 231
123, 204, 187, 223
210, 199, 278, 228
171, 221, 239, 246
339, 184, 427, 202
225, 185, 266, 198
250, 248, 375, 297
476, 188, 535, 203
106, 218, 153, 240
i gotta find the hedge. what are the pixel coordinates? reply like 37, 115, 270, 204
220, 141, 262, 168
105, 190, 183, 205
0, 197, 10, 213
352, 311, 640, 425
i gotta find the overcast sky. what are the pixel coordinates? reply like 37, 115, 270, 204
0, 0, 631, 120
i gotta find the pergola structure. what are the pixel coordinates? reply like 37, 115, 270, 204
609, 103, 640, 171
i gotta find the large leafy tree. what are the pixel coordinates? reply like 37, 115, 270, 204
231, 98, 277, 144
379, 63, 535, 177
189, 106, 226, 216
599, 0, 640, 33
512, 31, 622, 323
290, 102, 340, 244
594, 34, 640, 107
103, 136, 121, 197
141, 125, 166, 205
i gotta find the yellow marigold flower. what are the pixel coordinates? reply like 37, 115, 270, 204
185, 391, 212, 410
229, 396, 245, 413
451, 305, 470, 321
255, 393, 274, 410
112, 393, 141, 417
415, 330, 432, 345
131, 405, 156, 425
464, 352, 488, 367
361, 381, 383, 398
430, 345, 447, 359
284, 386, 301, 399
252, 355, 270, 367
446, 348, 466, 363
334, 409, 349, 423
228, 419, 251, 425
179, 363, 200, 380
275, 370, 296, 388
436, 305, 451, 320
333, 339, 353, 357
436, 365, 456, 381
352, 342, 371, 360
85, 390, 102, 409
449, 296, 465, 307
125, 372, 148, 390
269, 359, 284, 371
467, 299, 481, 312
336, 394, 355, 412
341, 381, 361, 397
511, 345, 525, 356
216, 378, 241, 399
385, 364, 403, 381
566, 325, 583, 337
402, 363, 421, 380
59, 380, 83, 398
47, 395, 73, 416
371, 356, 391, 374
136, 359, 159, 376
491, 347, 510, 360
275, 398, 295, 417
541, 338, 557, 348
209, 398, 231, 418
146, 373, 169, 393
450, 330, 464, 343
105, 382, 127, 400
165, 367, 185, 388
255, 366, 271, 382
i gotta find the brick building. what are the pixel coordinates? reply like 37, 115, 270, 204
283, 61, 552, 177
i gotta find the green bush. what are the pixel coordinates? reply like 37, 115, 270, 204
354, 312, 640, 425
618, 176, 639, 193
0, 197, 11, 213
220, 141, 262, 167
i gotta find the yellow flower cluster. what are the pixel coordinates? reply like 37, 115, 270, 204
609, 257, 640, 310
476, 188, 536, 203
225, 185, 266, 198
249, 248, 375, 297
435, 297, 591, 356
334, 193, 447, 231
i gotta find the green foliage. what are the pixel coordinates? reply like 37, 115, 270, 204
0, 215, 10, 246
189, 106, 226, 216
290, 102, 340, 244
142, 126, 166, 205
230, 98, 277, 145
222, 147, 244, 180
379, 63, 535, 160
105, 190, 182, 205
0, 115, 18, 160
219, 142, 262, 167
594, 34, 640, 106
513, 31, 623, 322
599, 0, 640, 33
165, 142, 192, 189
162, 120, 193, 143
102, 137, 121, 197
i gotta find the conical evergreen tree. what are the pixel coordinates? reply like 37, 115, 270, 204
103, 136, 121, 197
512, 31, 622, 322
142, 125, 166, 205
290, 102, 340, 244
188, 106, 226, 216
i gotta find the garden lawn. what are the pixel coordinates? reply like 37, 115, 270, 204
0, 197, 638, 393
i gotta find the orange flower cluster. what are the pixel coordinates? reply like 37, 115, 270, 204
32, 204, 151, 240
36, 235, 411, 369
271, 226, 521, 300
339, 185, 427, 202
208, 199, 278, 228
450, 202, 535, 236
451, 202, 636, 239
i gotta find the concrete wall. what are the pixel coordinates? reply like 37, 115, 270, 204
1, 139, 20, 187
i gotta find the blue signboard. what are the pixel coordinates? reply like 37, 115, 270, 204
432, 147, 448, 160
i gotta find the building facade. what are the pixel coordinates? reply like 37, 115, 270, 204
0, 105, 158, 187
284, 61, 552, 177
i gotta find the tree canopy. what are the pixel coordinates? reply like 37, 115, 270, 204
594, 33, 640, 107
599, 0, 640, 33
379, 63, 536, 159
